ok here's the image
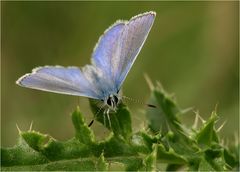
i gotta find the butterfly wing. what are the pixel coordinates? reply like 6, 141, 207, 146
92, 11, 156, 91
116, 12, 156, 89
16, 66, 102, 99
92, 22, 125, 86
17, 12, 156, 100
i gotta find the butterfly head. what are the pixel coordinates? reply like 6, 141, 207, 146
104, 94, 120, 111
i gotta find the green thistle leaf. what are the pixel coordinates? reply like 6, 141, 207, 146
1, 81, 238, 171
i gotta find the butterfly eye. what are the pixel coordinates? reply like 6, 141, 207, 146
107, 97, 112, 106
113, 95, 118, 104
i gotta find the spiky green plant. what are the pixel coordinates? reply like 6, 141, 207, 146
1, 81, 239, 171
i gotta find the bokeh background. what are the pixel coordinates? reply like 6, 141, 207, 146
2, 1, 238, 146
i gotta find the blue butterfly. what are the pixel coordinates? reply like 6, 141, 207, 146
16, 11, 156, 112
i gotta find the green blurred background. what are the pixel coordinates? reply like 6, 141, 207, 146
2, 1, 238, 146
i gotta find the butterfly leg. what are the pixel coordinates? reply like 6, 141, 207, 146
103, 110, 106, 127
106, 109, 112, 129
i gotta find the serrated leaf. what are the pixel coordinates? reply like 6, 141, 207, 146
110, 157, 143, 171
163, 131, 199, 156
204, 155, 226, 171
146, 86, 183, 135
42, 159, 96, 171
89, 99, 132, 140
205, 144, 222, 159
203, 144, 227, 171
21, 131, 48, 151
1, 158, 106, 171
99, 135, 137, 157
195, 111, 219, 147
145, 84, 193, 148
42, 138, 92, 161
146, 82, 213, 170
1, 106, 138, 171
72, 106, 95, 144
198, 158, 215, 171
144, 144, 157, 171
96, 152, 108, 171
108, 162, 125, 171
223, 148, 237, 169
227, 143, 240, 170
165, 164, 184, 171
1, 136, 49, 167
130, 131, 155, 154
156, 144, 187, 164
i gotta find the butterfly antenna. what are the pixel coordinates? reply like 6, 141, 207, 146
88, 119, 94, 127
88, 104, 105, 127
122, 96, 157, 108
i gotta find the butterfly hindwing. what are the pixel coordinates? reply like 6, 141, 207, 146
16, 66, 100, 99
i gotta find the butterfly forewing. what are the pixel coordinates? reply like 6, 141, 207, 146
92, 22, 125, 83
92, 12, 156, 92
115, 12, 156, 90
